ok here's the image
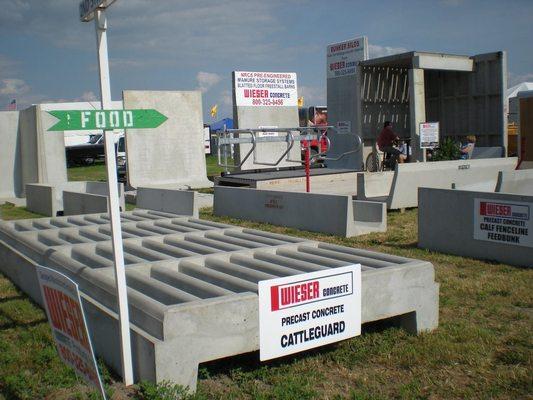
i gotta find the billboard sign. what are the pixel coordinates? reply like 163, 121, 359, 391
327, 36, 368, 79
234, 71, 298, 107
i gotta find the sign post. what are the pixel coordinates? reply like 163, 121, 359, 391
79, 0, 133, 385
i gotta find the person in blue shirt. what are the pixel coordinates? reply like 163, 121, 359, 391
460, 135, 476, 159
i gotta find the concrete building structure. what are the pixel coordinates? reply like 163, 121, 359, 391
214, 186, 386, 237
0, 211, 439, 391
327, 51, 508, 169
123, 90, 212, 189
419, 188, 532, 267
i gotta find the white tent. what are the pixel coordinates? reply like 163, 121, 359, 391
506, 82, 533, 99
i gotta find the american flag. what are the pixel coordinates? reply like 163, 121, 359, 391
6, 99, 16, 111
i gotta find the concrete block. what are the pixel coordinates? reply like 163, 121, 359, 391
471, 146, 504, 159
136, 187, 198, 217
0, 210, 438, 391
357, 157, 517, 209
26, 181, 124, 216
495, 169, 533, 195
418, 188, 533, 267
214, 186, 386, 237
122, 91, 212, 189
63, 191, 109, 215
0, 111, 22, 199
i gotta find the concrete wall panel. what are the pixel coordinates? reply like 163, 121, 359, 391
123, 91, 212, 189
0, 111, 21, 199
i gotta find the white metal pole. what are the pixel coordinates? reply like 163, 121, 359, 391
95, 9, 134, 386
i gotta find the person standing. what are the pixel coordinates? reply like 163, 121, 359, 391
460, 135, 476, 159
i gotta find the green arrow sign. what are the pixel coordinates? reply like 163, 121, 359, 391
47, 109, 167, 131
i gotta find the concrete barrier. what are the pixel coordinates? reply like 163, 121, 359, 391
0, 210, 438, 391
136, 187, 198, 217
357, 157, 517, 209
495, 169, 533, 195
471, 146, 504, 159
418, 188, 533, 267
214, 186, 386, 237
26, 181, 125, 216
63, 191, 109, 215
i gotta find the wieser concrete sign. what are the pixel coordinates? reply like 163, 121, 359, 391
259, 265, 361, 360
474, 199, 532, 247
327, 36, 368, 79
37, 266, 106, 398
232, 71, 301, 170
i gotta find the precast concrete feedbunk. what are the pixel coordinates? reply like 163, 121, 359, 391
0, 210, 439, 391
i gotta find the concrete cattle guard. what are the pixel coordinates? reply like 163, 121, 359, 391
47, 109, 167, 131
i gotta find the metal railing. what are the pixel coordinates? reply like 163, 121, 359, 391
215, 126, 362, 171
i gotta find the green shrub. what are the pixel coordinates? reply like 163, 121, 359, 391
431, 138, 461, 161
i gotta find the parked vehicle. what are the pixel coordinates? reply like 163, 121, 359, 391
298, 106, 328, 160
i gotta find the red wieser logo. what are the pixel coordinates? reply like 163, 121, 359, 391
480, 202, 512, 217
270, 280, 320, 311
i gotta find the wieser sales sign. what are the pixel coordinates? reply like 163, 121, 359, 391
474, 198, 533, 247
37, 266, 106, 398
234, 71, 298, 107
258, 265, 361, 361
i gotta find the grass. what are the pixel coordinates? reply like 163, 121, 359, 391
67, 155, 225, 184
0, 197, 532, 398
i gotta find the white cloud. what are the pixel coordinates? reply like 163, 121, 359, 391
196, 72, 222, 93
298, 86, 325, 106
0, 79, 30, 96
220, 90, 233, 107
80, 91, 98, 101
508, 72, 533, 87
369, 44, 408, 59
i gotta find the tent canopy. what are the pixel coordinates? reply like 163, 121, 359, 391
210, 118, 233, 131
506, 82, 533, 99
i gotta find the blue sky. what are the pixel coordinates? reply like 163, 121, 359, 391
1, 0, 532, 120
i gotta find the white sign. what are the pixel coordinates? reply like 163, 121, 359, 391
203, 127, 211, 154
37, 266, 106, 398
420, 122, 439, 148
79, 0, 116, 21
327, 36, 368, 79
337, 121, 352, 135
474, 198, 533, 247
234, 71, 298, 107
258, 125, 279, 138
258, 265, 361, 361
